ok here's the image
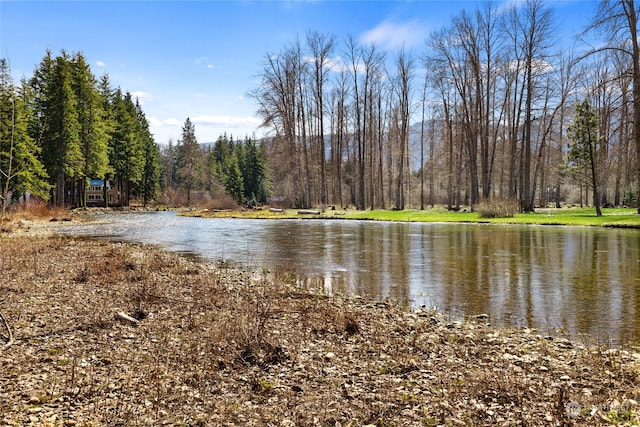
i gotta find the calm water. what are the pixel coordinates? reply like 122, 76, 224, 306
60, 211, 640, 345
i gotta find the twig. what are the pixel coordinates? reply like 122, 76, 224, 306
0, 311, 14, 351
116, 311, 140, 326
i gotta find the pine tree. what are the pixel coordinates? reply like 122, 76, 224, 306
176, 118, 203, 205
33, 51, 83, 206
71, 52, 109, 207
109, 90, 144, 205
239, 137, 270, 204
0, 59, 49, 219
97, 73, 116, 206
211, 133, 232, 179
224, 152, 245, 204
135, 100, 161, 206
568, 99, 603, 216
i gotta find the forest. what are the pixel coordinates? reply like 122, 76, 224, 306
0, 51, 160, 213
0, 52, 269, 215
253, 0, 640, 213
2, 0, 640, 215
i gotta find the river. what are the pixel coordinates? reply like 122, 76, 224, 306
60, 210, 640, 346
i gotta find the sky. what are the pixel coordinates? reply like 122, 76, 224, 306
1, 0, 598, 145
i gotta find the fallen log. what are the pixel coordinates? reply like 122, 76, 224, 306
298, 209, 321, 215
269, 208, 283, 213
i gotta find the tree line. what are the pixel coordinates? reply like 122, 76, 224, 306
1, 50, 270, 213
0, 50, 161, 213
3, 0, 639, 215
159, 120, 270, 207
251, 0, 640, 213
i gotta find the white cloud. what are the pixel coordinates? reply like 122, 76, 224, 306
148, 116, 181, 127
360, 20, 427, 51
131, 91, 153, 105
192, 115, 261, 128
324, 55, 352, 73
194, 56, 218, 69
96, 60, 105, 67
148, 117, 162, 127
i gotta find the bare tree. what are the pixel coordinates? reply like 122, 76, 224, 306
345, 37, 385, 209
389, 48, 415, 210
306, 31, 336, 206
252, 45, 306, 206
585, 0, 640, 213
505, 0, 556, 212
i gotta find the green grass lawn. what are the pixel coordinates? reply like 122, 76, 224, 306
338, 206, 640, 227
182, 206, 640, 228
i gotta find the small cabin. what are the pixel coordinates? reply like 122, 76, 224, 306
86, 179, 120, 207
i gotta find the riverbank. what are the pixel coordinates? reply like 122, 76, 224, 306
2, 229, 640, 425
182, 206, 640, 228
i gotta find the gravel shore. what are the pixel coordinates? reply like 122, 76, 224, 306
1, 221, 639, 426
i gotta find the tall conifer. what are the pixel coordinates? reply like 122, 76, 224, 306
0, 59, 49, 218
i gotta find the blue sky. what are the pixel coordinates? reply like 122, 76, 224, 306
1, 1, 597, 144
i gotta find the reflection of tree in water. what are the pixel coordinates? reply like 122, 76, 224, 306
122, 215, 640, 345
383, 224, 411, 306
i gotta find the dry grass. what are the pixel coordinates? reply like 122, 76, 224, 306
477, 198, 519, 218
6, 199, 71, 222
1, 235, 640, 425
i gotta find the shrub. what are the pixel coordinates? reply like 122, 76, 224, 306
208, 193, 239, 210
477, 198, 518, 218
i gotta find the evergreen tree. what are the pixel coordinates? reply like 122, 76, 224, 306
33, 51, 83, 205
239, 137, 270, 204
224, 152, 245, 204
109, 90, 144, 205
70, 52, 109, 207
568, 99, 603, 216
0, 59, 49, 219
206, 134, 270, 205
211, 133, 232, 179
176, 118, 203, 205
135, 100, 161, 206
97, 73, 116, 206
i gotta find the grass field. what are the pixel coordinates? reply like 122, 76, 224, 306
182, 206, 640, 228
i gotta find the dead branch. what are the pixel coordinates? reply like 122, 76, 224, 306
0, 311, 14, 351
116, 311, 140, 326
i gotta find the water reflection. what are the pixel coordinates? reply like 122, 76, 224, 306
61, 211, 640, 345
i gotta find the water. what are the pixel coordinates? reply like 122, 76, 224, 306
60, 210, 640, 345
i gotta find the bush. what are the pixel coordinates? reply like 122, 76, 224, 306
477, 198, 518, 218
208, 193, 239, 210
